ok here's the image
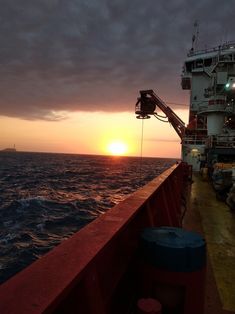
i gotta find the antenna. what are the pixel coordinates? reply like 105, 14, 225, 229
191, 20, 199, 52
224, 28, 228, 44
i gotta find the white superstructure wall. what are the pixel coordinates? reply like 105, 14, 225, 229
191, 72, 210, 111
207, 114, 225, 135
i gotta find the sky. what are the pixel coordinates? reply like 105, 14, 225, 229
0, 0, 234, 157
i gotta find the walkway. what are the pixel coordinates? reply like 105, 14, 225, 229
184, 173, 235, 313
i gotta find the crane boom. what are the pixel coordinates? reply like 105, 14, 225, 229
135, 89, 186, 139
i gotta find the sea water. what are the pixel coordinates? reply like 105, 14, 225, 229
0, 152, 177, 283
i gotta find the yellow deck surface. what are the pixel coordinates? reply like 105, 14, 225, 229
190, 174, 235, 312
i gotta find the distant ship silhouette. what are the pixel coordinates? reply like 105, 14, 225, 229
1, 145, 17, 152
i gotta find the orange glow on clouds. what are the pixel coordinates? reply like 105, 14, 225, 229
0, 109, 189, 158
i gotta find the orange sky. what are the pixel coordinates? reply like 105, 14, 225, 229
0, 108, 189, 158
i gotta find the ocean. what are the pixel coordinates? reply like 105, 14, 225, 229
0, 152, 177, 284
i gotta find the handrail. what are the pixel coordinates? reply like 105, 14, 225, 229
0, 162, 189, 314
187, 41, 235, 57
210, 135, 235, 148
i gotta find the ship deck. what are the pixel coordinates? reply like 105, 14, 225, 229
184, 173, 235, 314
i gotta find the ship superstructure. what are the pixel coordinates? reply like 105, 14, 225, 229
181, 42, 235, 170
135, 42, 235, 173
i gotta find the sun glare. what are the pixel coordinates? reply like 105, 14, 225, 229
107, 141, 128, 156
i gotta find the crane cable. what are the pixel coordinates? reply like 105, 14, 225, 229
140, 118, 144, 159
154, 114, 169, 123
139, 118, 145, 181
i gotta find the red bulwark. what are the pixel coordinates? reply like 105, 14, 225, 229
0, 163, 189, 314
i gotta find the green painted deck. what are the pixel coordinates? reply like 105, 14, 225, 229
184, 173, 235, 313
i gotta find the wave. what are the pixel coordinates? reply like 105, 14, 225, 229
0, 152, 177, 283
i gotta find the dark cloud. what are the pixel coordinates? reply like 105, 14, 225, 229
0, 0, 234, 120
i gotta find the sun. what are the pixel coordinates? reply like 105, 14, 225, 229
107, 141, 128, 156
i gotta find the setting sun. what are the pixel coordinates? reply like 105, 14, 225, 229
107, 141, 128, 156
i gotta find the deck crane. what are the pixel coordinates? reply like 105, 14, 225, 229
135, 90, 186, 139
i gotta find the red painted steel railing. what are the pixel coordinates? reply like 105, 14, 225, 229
0, 162, 190, 314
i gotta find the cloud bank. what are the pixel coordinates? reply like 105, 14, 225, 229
0, 0, 234, 120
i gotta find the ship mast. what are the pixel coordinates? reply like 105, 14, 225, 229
191, 20, 199, 53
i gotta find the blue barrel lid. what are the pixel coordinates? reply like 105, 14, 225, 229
140, 227, 206, 272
